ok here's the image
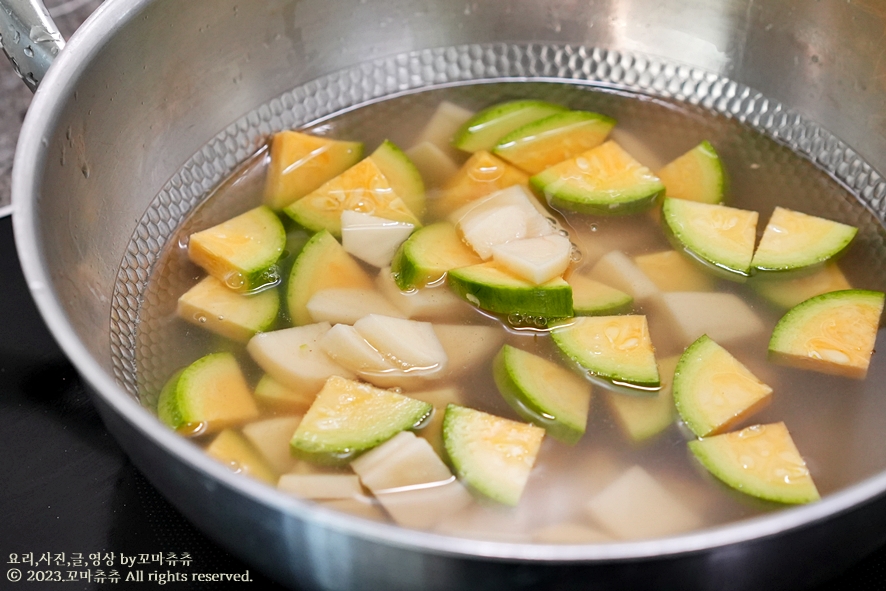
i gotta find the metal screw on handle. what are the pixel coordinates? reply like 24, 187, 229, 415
0, 0, 64, 92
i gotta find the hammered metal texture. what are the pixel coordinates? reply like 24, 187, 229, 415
110, 43, 886, 400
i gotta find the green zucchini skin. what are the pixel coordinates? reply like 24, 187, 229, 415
448, 263, 573, 320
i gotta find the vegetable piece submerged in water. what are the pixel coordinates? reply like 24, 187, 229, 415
552, 315, 660, 395
688, 422, 820, 504
768, 289, 885, 379
443, 404, 545, 506
158, 352, 260, 435
187, 205, 286, 293
290, 375, 433, 466
674, 335, 773, 438
493, 344, 592, 444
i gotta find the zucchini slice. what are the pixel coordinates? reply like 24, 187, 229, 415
768, 289, 884, 379
206, 429, 278, 484
290, 376, 433, 465
605, 355, 678, 443
368, 139, 426, 218
662, 197, 758, 281
187, 205, 286, 293
264, 130, 363, 210
552, 315, 660, 395
247, 322, 356, 393
492, 110, 616, 174
448, 262, 574, 321
751, 262, 851, 309
284, 157, 420, 237
430, 151, 530, 217
688, 422, 820, 504
674, 335, 772, 438
491, 234, 572, 285
452, 99, 568, 153
443, 404, 545, 506
157, 352, 259, 435
656, 140, 725, 205
286, 230, 373, 326
177, 275, 279, 342
567, 274, 634, 316
751, 207, 857, 275
340, 210, 415, 269
530, 141, 665, 215
390, 222, 482, 290
633, 250, 717, 293
493, 345, 592, 444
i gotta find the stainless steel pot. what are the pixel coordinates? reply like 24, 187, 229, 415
7, 0, 886, 589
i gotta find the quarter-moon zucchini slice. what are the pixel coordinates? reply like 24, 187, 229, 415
551, 315, 660, 395
443, 404, 545, 506
662, 197, 758, 281
751, 207, 857, 275
768, 289, 884, 379
286, 230, 373, 326
447, 262, 574, 320
674, 335, 772, 437
264, 130, 363, 210
290, 376, 433, 465
451, 99, 568, 153
284, 156, 420, 237
391, 222, 482, 290
493, 345, 592, 444
187, 205, 286, 293
492, 110, 616, 174
656, 140, 725, 205
157, 352, 260, 435
688, 422, 820, 504
530, 141, 665, 215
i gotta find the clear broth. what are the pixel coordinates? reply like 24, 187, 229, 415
139, 82, 886, 543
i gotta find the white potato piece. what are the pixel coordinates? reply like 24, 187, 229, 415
458, 204, 531, 260
586, 465, 702, 540
587, 250, 660, 304
320, 315, 449, 388
411, 100, 475, 161
341, 210, 415, 268
353, 314, 448, 377
433, 324, 505, 378
319, 323, 396, 374
351, 431, 472, 528
492, 234, 572, 284
320, 496, 388, 522
451, 184, 555, 260
405, 141, 460, 189
634, 250, 717, 292
376, 266, 470, 320
241, 415, 302, 474
247, 322, 355, 393
435, 502, 533, 543
655, 291, 765, 348
278, 474, 363, 500
307, 287, 405, 325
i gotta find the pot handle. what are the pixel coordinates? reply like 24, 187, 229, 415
0, 0, 65, 92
